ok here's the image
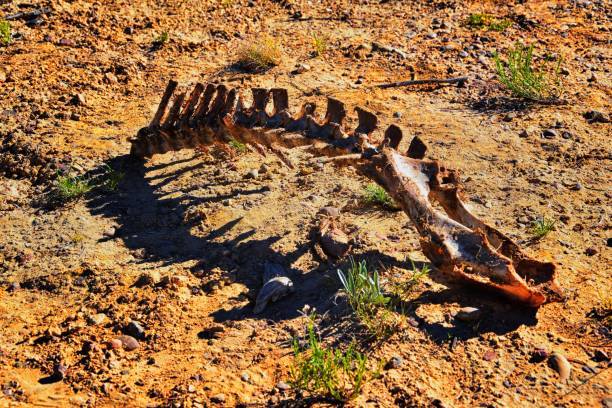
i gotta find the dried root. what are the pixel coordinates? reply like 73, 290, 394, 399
130, 81, 562, 307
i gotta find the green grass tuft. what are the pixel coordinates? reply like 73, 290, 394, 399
363, 183, 397, 210
0, 20, 10, 46
530, 217, 556, 240
236, 36, 283, 72
494, 42, 563, 101
228, 139, 248, 154
101, 165, 124, 191
153, 31, 169, 47
289, 321, 371, 402
311, 32, 328, 56
465, 13, 511, 32
55, 174, 95, 201
338, 258, 389, 315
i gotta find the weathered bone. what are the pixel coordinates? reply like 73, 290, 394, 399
130, 81, 562, 307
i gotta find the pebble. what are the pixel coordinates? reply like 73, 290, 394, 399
503, 379, 512, 388
318, 206, 340, 217
276, 381, 290, 391
294, 63, 311, 74
459, 50, 468, 58
393, 111, 402, 118
87, 313, 107, 326
561, 131, 572, 139
427, 32, 438, 39
518, 129, 529, 138
108, 338, 123, 349
548, 352, 571, 382
259, 163, 269, 174
58, 38, 75, 47
583, 110, 610, 124
244, 169, 259, 179
454, 307, 482, 322
117, 335, 139, 351
385, 356, 403, 369
503, 112, 516, 122
70, 93, 86, 106
241, 372, 250, 382
103, 227, 116, 238
542, 129, 557, 139
211, 393, 226, 403
125, 320, 146, 340
134, 271, 160, 287
7, 282, 20, 292
483, 350, 497, 361
593, 349, 609, 362
584, 247, 597, 256
570, 182, 582, 191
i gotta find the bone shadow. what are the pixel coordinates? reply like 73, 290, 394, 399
85, 153, 539, 341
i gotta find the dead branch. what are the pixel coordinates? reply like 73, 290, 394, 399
376, 76, 468, 89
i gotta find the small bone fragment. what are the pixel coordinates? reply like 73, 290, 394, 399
254, 262, 294, 314
548, 352, 572, 382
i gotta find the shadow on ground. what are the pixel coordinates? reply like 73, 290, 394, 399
85, 153, 539, 341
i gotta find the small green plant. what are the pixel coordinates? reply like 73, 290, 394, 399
363, 183, 398, 210
101, 165, 124, 191
388, 260, 430, 301
530, 217, 556, 239
236, 36, 283, 72
494, 42, 562, 101
465, 13, 511, 32
311, 32, 328, 56
0, 20, 10, 46
55, 174, 95, 201
338, 258, 389, 316
289, 322, 370, 402
228, 139, 248, 154
153, 31, 169, 47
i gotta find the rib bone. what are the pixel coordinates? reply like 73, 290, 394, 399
130, 81, 562, 307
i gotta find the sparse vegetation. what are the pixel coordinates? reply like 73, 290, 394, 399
289, 321, 371, 402
236, 36, 282, 72
311, 32, 328, 56
363, 183, 398, 210
228, 139, 248, 154
153, 31, 169, 47
0, 20, 10, 46
390, 260, 430, 298
55, 174, 95, 201
530, 217, 556, 239
465, 13, 511, 32
337, 258, 401, 338
101, 165, 124, 191
494, 42, 563, 101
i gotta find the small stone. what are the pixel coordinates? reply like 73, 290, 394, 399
125, 320, 146, 340
241, 372, 250, 382
385, 356, 403, 369
244, 169, 259, 179
583, 110, 610, 124
454, 307, 482, 322
259, 163, 269, 173
124, 26, 134, 35
70, 93, 86, 106
294, 63, 311, 74
548, 352, 571, 382
503, 379, 512, 388
561, 131, 572, 139
459, 50, 468, 58
483, 350, 497, 361
58, 38, 75, 47
188, 384, 196, 393
542, 129, 557, 139
593, 349, 609, 362
276, 381, 290, 391
70, 112, 81, 121
503, 112, 516, 122
584, 247, 597, 256
134, 271, 160, 287
518, 129, 529, 138
103, 227, 116, 238
7, 282, 20, 292
87, 313, 107, 326
427, 32, 438, 39
587, 72, 597, 82
117, 335, 139, 351
570, 182, 582, 191
211, 393, 226, 403
104, 72, 118, 84
393, 111, 402, 118
318, 206, 340, 217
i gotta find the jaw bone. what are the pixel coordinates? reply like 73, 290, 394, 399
130, 81, 562, 307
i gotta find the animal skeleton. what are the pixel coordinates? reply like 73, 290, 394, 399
131, 80, 562, 307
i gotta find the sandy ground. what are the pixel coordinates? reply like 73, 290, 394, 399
0, 0, 610, 406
